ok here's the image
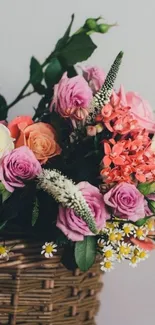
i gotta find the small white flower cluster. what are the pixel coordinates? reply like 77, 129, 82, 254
38, 169, 97, 234
98, 221, 150, 272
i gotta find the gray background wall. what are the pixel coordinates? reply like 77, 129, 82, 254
0, 1, 155, 324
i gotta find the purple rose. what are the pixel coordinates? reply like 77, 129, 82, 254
104, 182, 145, 221
0, 146, 42, 192
57, 181, 110, 241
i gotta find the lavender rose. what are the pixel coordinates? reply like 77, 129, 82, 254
104, 182, 145, 221
57, 181, 110, 241
50, 72, 93, 122
0, 146, 42, 192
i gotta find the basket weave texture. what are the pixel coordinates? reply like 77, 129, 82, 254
0, 237, 102, 325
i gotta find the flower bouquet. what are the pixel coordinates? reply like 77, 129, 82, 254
0, 15, 155, 325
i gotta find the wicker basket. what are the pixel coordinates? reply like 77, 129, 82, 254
0, 237, 102, 325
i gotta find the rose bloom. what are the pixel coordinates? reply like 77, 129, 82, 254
0, 124, 14, 159
104, 182, 145, 221
82, 65, 106, 93
50, 72, 93, 121
0, 146, 42, 192
8, 116, 33, 141
8, 117, 61, 165
57, 181, 110, 241
112, 85, 155, 133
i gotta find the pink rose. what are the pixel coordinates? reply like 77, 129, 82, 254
112, 86, 155, 133
50, 72, 93, 121
82, 66, 106, 93
57, 181, 109, 241
104, 182, 145, 221
0, 146, 42, 192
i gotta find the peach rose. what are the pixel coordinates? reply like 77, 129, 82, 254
22, 123, 61, 164
9, 117, 61, 164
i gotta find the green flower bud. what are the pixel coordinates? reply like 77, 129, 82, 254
85, 18, 98, 31
98, 23, 117, 34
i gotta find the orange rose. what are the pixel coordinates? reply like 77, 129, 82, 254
22, 123, 61, 164
8, 116, 34, 140
8, 117, 61, 164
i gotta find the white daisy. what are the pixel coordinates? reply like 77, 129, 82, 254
41, 242, 57, 258
122, 223, 134, 237
107, 229, 117, 245
133, 247, 149, 261
100, 259, 114, 272
134, 226, 148, 240
115, 229, 125, 243
117, 242, 132, 257
102, 245, 116, 261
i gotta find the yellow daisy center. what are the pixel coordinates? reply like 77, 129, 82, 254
136, 228, 144, 238
109, 232, 116, 242
104, 261, 112, 269
0, 246, 7, 255
124, 246, 131, 255
116, 232, 123, 241
123, 226, 131, 235
139, 251, 147, 259
131, 256, 138, 264
104, 250, 113, 258
45, 245, 54, 254
119, 245, 126, 254
106, 222, 115, 230
147, 220, 154, 231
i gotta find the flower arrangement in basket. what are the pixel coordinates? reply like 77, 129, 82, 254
0, 15, 155, 274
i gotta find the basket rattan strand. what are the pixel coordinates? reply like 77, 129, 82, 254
0, 238, 103, 325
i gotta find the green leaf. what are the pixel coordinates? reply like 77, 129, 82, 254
148, 200, 155, 213
32, 197, 39, 226
138, 182, 155, 195
135, 217, 150, 227
75, 236, 96, 272
0, 183, 11, 203
30, 57, 43, 87
59, 33, 97, 66
0, 95, 7, 120
33, 83, 46, 95
44, 58, 63, 86
55, 14, 75, 51
2, 190, 11, 203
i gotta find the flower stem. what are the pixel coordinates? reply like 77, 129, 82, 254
6, 80, 31, 110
